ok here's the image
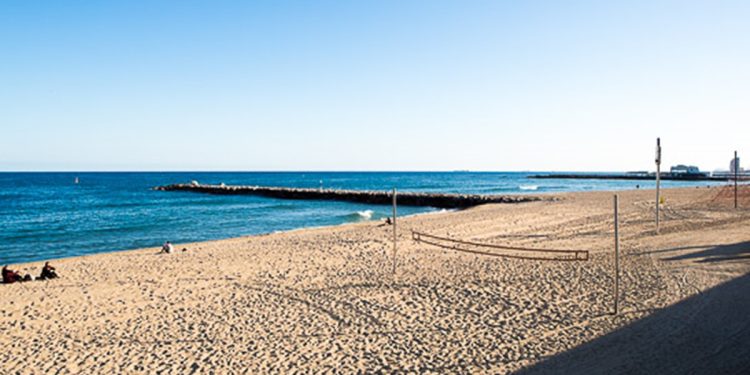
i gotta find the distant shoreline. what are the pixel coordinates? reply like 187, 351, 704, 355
529, 173, 739, 181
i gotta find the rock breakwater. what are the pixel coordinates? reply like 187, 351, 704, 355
154, 184, 551, 208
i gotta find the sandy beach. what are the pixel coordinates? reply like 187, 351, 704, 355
2, 186, 750, 374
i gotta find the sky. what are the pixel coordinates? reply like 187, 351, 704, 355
1, 1, 748, 172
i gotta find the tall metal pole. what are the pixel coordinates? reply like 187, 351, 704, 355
614, 194, 620, 315
735, 151, 739, 209
392, 188, 397, 275
655, 138, 661, 235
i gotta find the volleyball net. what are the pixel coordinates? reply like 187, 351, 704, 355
411, 231, 589, 262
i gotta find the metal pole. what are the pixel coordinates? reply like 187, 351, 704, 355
614, 194, 620, 315
392, 188, 397, 274
655, 138, 661, 235
735, 151, 739, 209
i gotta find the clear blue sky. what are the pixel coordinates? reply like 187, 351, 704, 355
1, 1, 748, 171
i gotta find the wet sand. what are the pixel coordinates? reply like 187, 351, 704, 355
2, 186, 750, 374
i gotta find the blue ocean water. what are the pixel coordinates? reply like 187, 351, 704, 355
0, 172, 724, 265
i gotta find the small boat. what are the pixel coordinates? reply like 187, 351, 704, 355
74, 177, 79, 184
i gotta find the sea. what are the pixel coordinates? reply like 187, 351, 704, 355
0, 172, 726, 265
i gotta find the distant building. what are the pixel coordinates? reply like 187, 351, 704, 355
730, 157, 741, 173
670, 165, 702, 175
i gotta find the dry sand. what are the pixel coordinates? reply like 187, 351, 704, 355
2, 186, 750, 374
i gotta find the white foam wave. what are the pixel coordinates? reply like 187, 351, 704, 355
519, 185, 539, 191
356, 210, 374, 220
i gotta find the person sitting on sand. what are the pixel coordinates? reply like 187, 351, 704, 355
2, 265, 15, 283
161, 241, 174, 254
2, 265, 26, 284
38, 262, 58, 280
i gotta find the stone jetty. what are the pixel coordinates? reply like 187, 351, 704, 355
154, 183, 550, 208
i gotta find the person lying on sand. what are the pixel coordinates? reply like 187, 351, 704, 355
161, 241, 174, 254
377, 217, 393, 227
2, 265, 31, 284
37, 262, 58, 280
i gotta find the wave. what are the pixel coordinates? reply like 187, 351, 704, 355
342, 210, 375, 222
519, 185, 539, 191
356, 210, 374, 220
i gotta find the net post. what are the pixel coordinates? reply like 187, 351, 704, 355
392, 188, 397, 275
735, 151, 739, 209
655, 138, 661, 235
614, 194, 620, 315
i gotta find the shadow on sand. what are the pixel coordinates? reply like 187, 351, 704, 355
662, 241, 750, 263
517, 243, 750, 375
631, 241, 750, 263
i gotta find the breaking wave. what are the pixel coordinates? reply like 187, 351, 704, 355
342, 210, 375, 222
